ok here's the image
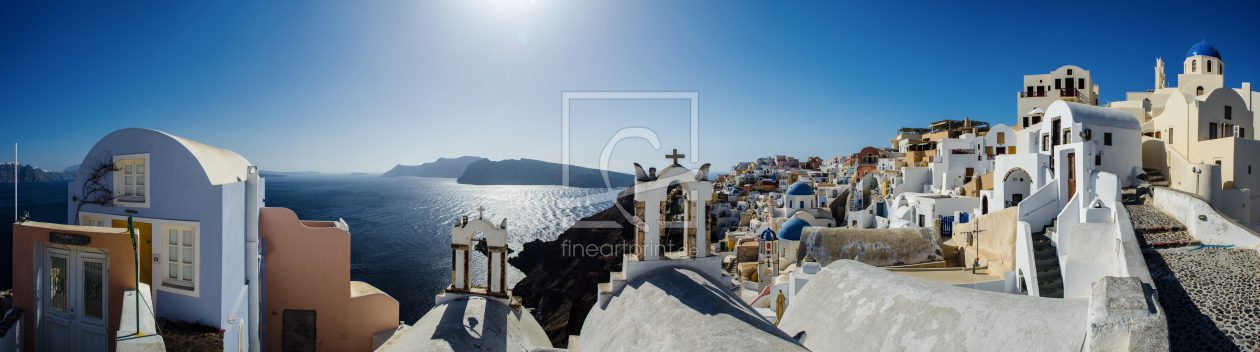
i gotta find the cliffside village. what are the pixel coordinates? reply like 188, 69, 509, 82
3, 41, 1258, 351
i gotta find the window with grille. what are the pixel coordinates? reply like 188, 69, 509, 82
164, 226, 196, 290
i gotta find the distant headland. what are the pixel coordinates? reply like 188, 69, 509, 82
381, 156, 486, 178
457, 158, 634, 188
383, 156, 634, 188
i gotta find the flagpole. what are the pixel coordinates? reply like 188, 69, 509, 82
14, 143, 17, 222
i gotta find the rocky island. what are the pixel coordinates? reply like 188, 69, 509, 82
457, 158, 634, 188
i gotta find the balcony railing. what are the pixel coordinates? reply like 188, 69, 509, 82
1020, 90, 1047, 98
951, 149, 976, 155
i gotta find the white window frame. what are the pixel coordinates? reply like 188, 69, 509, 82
81, 215, 106, 227
160, 224, 198, 293
112, 153, 151, 208
78, 211, 200, 297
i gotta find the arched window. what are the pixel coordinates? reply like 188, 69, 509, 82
1197, 86, 1204, 96
1192, 60, 1197, 72
1207, 60, 1212, 72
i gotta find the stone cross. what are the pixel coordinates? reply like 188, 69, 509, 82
666, 149, 685, 165
477, 206, 485, 219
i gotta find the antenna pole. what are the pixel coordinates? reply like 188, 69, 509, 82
14, 143, 17, 222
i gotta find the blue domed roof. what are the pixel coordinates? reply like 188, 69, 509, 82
777, 217, 810, 241
1187, 42, 1221, 60
785, 182, 814, 196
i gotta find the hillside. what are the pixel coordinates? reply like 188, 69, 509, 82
381, 156, 485, 178
0, 163, 74, 183
456, 159, 634, 188
508, 191, 635, 347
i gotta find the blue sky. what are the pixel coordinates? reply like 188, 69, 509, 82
3, 0, 1259, 174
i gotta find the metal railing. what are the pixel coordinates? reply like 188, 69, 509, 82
951, 149, 976, 155
1020, 90, 1047, 98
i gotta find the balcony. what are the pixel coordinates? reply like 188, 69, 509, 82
1020, 90, 1047, 98
950, 149, 976, 155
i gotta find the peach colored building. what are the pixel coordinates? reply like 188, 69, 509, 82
10, 221, 141, 351
259, 207, 399, 352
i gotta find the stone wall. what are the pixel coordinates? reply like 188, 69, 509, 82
795, 227, 941, 267
953, 207, 1018, 273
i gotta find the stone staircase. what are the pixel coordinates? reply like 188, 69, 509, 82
1031, 227, 1064, 298
596, 271, 628, 309
1141, 168, 1171, 187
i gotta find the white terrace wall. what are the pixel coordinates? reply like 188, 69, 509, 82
1151, 187, 1260, 248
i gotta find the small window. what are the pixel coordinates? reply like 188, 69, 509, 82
115, 158, 148, 205
1008, 146, 1016, 154
1042, 134, 1049, 151
996, 132, 1005, 144
986, 146, 993, 155
1067, 69, 1073, 75
1155, 131, 1161, 139
1225, 105, 1232, 120
1240, 128, 1246, 139
1055, 78, 1062, 90
1023, 116, 1029, 128
1210, 122, 1218, 140
1169, 128, 1174, 144
1079, 78, 1085, 89
1104, 132, 1112, 146
1207, 60, 1212, 72
1197, 86, 1204, 96
1192, 60, 1197, 72
1095, 155, 1101, 166
82, 216, 105, 227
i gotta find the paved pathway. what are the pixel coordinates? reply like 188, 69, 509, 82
1125, 186, 1260, 351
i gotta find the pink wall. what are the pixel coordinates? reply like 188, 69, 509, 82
11, 223, 139, 352
260, 207, 398, 352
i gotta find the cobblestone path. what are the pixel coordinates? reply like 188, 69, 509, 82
1124, 186, 1260, 351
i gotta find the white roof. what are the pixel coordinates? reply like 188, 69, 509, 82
160, 131, 253, 185
1026, 107, 1045, 116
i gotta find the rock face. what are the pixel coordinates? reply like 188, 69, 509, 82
380, 156, 485, 178
508, 193, 636, 348
796, 227, 943, 267
0, 163, 73, 183
457, 158, 634, 188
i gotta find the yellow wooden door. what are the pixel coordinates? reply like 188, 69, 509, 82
112, 220, 152, 285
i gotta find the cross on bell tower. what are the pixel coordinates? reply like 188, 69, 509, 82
477, 206, 485, 219
666, 149, 685, 166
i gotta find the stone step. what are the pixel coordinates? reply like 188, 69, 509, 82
608, 271, 627, 294
596, 282, 614, 309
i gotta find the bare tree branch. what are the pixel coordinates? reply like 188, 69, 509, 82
74, 152, 121, 225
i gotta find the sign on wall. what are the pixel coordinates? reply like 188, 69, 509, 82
49, 232, 92, 246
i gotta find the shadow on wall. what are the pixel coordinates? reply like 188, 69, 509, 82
1142, 139, 1169, 176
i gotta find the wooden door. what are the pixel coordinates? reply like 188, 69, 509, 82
41, 247, 109, 352
76, 251, 109, 352
43, 247, 75, 352
282, 310, 317, 352
1067, 153, 1077, 197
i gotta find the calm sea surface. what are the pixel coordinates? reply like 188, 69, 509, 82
1, 176, 619, 323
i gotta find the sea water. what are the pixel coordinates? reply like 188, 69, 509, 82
1, 176, 619, 323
